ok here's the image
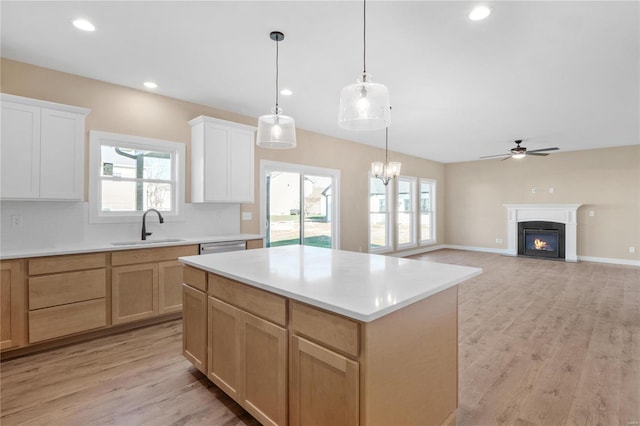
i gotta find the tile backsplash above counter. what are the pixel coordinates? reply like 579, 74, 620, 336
1, 201, 256, 259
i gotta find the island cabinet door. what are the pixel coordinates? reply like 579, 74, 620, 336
182, 284, 207, 374
289, 335, 359, 426
208, 297, 241, 400
241, 310, 287, 426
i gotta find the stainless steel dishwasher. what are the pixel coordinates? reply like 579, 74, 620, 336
199, 240, 247, 255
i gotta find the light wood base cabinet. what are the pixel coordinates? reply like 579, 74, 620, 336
183, 271, 459, 426
208, 296, 287, 426
0, 260, 26, 350
290, 335, 359, 426
112, 263, 158, 324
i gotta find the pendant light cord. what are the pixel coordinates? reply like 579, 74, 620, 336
275, 37, 280, 113
363, 0, 367, 76
385, 126, 389, 165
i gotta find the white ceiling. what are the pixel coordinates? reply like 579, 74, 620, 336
2, 1, 638, 163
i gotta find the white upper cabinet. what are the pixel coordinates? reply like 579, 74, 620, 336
1, 94, 90, 201
190, 116, 255, 203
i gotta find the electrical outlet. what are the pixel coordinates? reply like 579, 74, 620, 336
241, 212, 252, 221
531, 188, 537, 194
549, 187, 554, 193
495, 238, 503, 244
10, 215, 23, 228
589, 210, 595, 217
630, 247, 636, 254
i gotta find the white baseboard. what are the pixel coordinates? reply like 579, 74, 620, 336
577, 255, 640, 267
393, 245, 640, 267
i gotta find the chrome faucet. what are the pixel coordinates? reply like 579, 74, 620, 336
141, 208, 164, 240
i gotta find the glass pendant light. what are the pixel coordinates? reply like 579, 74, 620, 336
371, 124, 401, 185
339, 0, 391, 131
257, 31, 296, 149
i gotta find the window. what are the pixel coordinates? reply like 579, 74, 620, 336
396, 176, 417, 249
89, 131, 185, 223
369, 176, 392, 253
420, 179, 436, 244
260, 160, 340, 249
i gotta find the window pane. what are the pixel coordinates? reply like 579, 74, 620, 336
420, 181, 434, 242
100, 145, 171, 180
268, 171, 301, 247
398, 212, 412, 244
101, 180, 172, 211
303, 175, 332, 248
370, 213, 387, 248
397, 180, 411, 212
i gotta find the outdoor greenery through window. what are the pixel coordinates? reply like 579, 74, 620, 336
89, 131, 185, 223
261, 161, 340, 249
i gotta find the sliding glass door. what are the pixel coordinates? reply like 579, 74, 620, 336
262, 161, 339, 249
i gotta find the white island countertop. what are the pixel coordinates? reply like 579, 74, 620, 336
180, 245, 482, 323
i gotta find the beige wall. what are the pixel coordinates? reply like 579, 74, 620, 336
444, 145, 640, 261
1, 58, 445, 253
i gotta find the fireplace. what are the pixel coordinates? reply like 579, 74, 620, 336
518, 221, 565, 260
505, 204, 581, 262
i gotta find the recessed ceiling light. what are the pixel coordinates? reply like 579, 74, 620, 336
72, 19, 95, 32
280, 89, 293, 96
144, 81, 158, 89
469, 6, 492, 21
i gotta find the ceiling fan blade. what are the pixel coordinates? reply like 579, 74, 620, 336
480, 153, 511, 159
526, 152, 549, 156
500, 155, 512, 161
527, 147, 559, 153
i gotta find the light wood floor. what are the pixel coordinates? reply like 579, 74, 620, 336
1, 250, 638, 426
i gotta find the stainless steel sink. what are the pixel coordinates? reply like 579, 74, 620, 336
111, 238, 185, 246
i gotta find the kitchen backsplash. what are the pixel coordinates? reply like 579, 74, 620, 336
0, 201, 240, 251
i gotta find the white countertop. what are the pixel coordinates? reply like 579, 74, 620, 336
180, 245, 482, 323
0, 234, 263, 259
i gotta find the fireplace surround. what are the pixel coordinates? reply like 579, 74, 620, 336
504, 204, 581, 262
518, 221, 566, 259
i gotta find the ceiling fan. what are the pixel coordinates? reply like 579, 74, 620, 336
481, 140, 559, 161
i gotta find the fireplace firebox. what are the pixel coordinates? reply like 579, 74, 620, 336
518, 221, 565, 260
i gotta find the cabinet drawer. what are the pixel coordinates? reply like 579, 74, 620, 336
112, 245, 199, 266
29, 253, 106, 275
28, 298, 106, 343
183, 265, 207, 292
291, 301, 359, 357
209, 274, 286, 327
29, 269, 105, 310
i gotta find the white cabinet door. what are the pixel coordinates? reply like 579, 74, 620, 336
203, 123, 231, 202
40, 108, 85, 200
0, 94, 89, 201
1, 101, 41, 199
229, 128, 254, 203
190, 116, 256, 204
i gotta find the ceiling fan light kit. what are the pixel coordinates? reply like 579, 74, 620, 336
256, 31, 297, 149
481, 140, 560, 161
339, 0, 391, 131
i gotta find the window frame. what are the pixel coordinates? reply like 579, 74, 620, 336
89, 130, 185, 223
368, 174, 393, 254
419, 178, 437, 245
396, 175, 418, 250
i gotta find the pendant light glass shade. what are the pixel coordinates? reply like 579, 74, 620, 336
257, 31, 296, 149
339, 73, 390, 131
339, 0, 391, 131
257, 107, 296, 149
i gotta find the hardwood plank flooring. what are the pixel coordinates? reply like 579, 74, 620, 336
1, 250, 638, 426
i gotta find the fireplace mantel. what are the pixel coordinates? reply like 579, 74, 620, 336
504, 204, 582, 262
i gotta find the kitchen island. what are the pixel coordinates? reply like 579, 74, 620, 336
179, 245, 482, 426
